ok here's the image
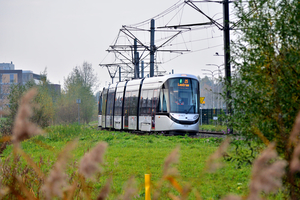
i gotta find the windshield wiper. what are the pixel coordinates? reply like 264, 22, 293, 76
186, 104, 195, 114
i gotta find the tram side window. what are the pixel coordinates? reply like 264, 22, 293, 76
129, 91, 138, 116
114, 92, 123, 116
153, 89, 159, 113
124, 91, 131, 117
140, 90, 148, 115
146, 90, 153, 114
140, 89, 159, 116
107, 92, 115, 116
98, 95, 102, 115
102, 91, 107, 116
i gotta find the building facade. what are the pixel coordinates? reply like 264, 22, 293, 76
0, 62, 61, 112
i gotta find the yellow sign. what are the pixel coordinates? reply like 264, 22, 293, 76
200, 97, 205, 104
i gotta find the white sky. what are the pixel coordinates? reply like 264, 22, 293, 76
0, 0, 229, 90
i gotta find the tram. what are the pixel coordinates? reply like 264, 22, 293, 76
98, 74, 200, 135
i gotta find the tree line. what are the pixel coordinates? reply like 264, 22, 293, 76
0, 61, 99, 135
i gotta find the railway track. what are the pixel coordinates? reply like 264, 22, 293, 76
97, 126, 226, 138
131, 130, 225, 138
196, 131, 225, 138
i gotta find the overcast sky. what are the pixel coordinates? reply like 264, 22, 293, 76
0, 0, 228, 90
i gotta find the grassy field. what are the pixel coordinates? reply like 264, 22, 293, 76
199, 125, 227, 132
1, 124, 261, 199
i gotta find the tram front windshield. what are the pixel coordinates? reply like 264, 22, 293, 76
167, 78, 199, 114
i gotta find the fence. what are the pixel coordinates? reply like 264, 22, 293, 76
200, 109, 226, 125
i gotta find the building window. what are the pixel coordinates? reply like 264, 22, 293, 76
10, 74, 14, 83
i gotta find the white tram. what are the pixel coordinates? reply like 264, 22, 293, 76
98, 74, 200, 135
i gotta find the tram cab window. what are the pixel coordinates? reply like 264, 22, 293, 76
166, 78, 199, 114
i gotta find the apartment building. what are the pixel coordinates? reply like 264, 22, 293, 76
0, 62, 61, 111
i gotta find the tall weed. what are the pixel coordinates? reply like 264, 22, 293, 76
1, 89, 300, 199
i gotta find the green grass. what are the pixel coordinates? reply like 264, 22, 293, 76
199, 125, 227, 132
1, 124, 256, 199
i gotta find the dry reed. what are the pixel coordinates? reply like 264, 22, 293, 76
289, 110, 300, 145
79, 141, 108, 179
248, 143, 287, 200
96, 177, 112, 200
41, 140, 77, 199
289, 110, 300, 172
118, 176, 138, 200
163, 146, 180, 177
11, 88, 43, 145
290, 144, 300, 173
206, 137, 230, 172
222, 195, 242, 200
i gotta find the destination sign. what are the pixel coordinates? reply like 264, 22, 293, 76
178, 79, 190, 87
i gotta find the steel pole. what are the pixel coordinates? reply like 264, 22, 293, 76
223, 0, 232, 133
150, 19, 155, 77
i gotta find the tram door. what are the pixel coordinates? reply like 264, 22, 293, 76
123, 91, 130, 129
123, 90, 139, 130
139, 89, 159, 131
106, 91, 115, 128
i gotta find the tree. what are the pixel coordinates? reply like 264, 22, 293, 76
229, 0, 300, 197
56, 62, 98, 124
0, 71, 56, 135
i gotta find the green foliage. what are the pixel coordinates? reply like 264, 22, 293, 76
0, 76, 56, 135
229, 0, 300, 143
225, 140, 261, 169
200, 125, 227, 132
55, 62, 98, 124
226, 0, 300, 197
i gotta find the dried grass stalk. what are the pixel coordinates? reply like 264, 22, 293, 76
248, 143, 287, 200
167, 184, 191, 200
118, 176, 138, 200
168, 193, 181, 200
12, 88, 43, 145
96, 177, 112, 200
79, 142, 108, 179
0, 186, 10, 199
290, 143, 300, 173
163, 146, 180, 177
15, 175, 37, 200
253, 126, 270, 146
206, 137, 230, 172
42, 140, 77, 200
194, 190, 203, 200
17, 147, 45, 180
221, 195, 242, 200
180, 184, 192, 200
289, 110, 300, 145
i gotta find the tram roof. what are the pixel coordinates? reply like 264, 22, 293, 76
103, 74, 198, 91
